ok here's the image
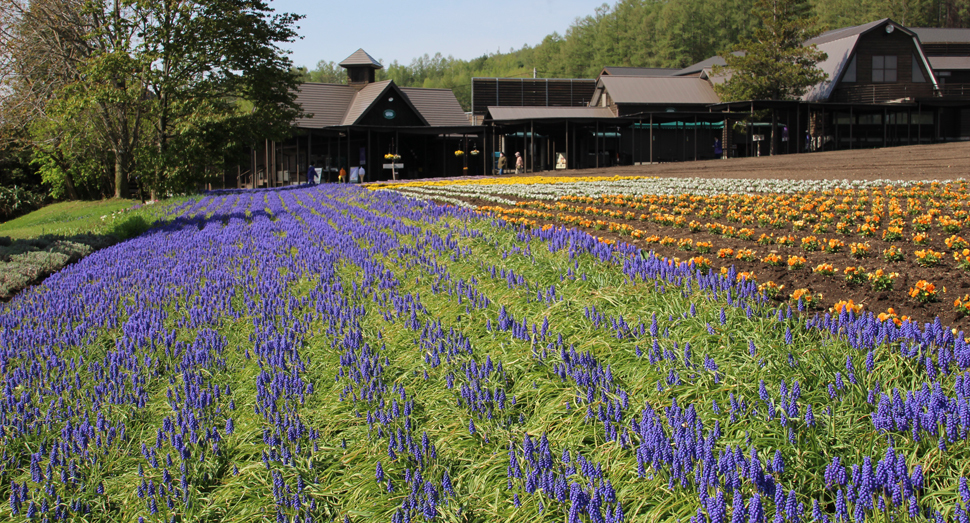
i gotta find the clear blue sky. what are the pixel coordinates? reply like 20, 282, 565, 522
270, 0, 598, 69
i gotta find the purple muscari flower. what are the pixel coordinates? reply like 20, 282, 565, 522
812, 499, 823, 521
805, 404, 815, 427
376, 462, 384, 482
912, 465, 924, 490
835, 490, 847, 522
772, 451, 784, 475
748, 492, 764, 523
731, 490, 746, 523
469, 419, 476, 435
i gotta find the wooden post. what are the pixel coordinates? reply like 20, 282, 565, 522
883, 107, 888, 148
908, 109, 912, 145
796, 105, 801, 153
849, 107, 853, 149
595, 121, 599, 168
565, 121, 569, 170
835, 111, 840, 150
693, 115, 698, 161
649, 113, 653, 164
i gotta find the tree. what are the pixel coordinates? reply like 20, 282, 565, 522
714, 0, 828, 154
0, 0, 303, 199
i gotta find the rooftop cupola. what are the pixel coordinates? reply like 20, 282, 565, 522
339, 49, 383, 90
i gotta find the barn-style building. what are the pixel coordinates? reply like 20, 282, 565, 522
231, 19, 969, 187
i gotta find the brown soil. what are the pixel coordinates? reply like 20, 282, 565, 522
418, 143, 970, 331
510, 141, 970, 182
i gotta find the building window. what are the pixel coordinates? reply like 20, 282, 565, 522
872, 55, 897, 83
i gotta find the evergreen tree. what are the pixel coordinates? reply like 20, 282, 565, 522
714, 0, 827, 154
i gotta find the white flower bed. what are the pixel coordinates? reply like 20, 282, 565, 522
389, 186, 518, 205
382, 177, 946, 204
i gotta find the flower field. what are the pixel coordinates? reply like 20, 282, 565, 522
4, 183, 970, 522
377, 176, 970, 329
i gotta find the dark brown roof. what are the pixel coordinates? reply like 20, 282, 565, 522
400, 87, 470, 126
601, 66, 679, 77
596, 76, 720, 105
293, 83, 356, 127
805, 19, 892, 46
342, 80, 395, 125
339, 49, 383, 69
486, 106, 615, 121
292, 80, 469, 129
911, 27, 970, 44
929, 56, 970, 71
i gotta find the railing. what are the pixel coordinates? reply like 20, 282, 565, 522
938, 84, 970, 100
831, 84, 936, 103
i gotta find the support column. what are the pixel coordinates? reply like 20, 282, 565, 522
693, 115, 698, 161
908, 109, 912, 145
593, 120, 600, 167
883, 108, 888, 148
849, 107, 854, 149
649, 113, 654, 164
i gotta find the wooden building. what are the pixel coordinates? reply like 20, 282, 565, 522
238, 49, 481, 188
483, 18, 970, 170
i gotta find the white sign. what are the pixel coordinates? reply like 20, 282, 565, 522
752, 134, 765, 141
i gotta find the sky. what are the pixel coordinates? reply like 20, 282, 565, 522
270, 0, 597, 70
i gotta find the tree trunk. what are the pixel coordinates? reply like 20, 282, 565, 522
114, 151, 128, 198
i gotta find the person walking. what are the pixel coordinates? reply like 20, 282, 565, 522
514, 152, 524, 174
497, 152, 507, 175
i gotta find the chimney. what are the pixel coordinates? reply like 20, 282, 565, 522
339, 49, 383, 91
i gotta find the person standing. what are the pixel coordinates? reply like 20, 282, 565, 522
338, 167, 346, 183
307, 163, 317, 185
713, 139, 722, 159
514, 152, 524, 174
497, 152, 507, 175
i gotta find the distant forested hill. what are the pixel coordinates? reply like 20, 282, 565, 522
297, 0, 969, 111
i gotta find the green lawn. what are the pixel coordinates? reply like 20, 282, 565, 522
0, 197, 188, 299
0, 199, 142, 239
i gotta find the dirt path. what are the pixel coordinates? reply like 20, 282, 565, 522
517, 141, 970, 182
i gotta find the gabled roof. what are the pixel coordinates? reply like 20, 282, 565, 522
675, 54, 735, 76
929, 56, 970, 71
292, 80, 471, 129
341, 80, 422, 125
595, 76, 720, 105
600, 66, 679, 77
486, 106, 615, 122
293, 83, 356, 128
905, 27, 970, 45
801, 18, 937, 101
400, 87, 470, 126
339, 48, 383, 69
805, 19, 891, 46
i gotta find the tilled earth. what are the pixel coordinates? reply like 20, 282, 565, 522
396, 142, 970, 331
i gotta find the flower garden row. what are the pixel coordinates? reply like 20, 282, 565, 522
376, 176, 970, 328
5, 184, 970, 522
